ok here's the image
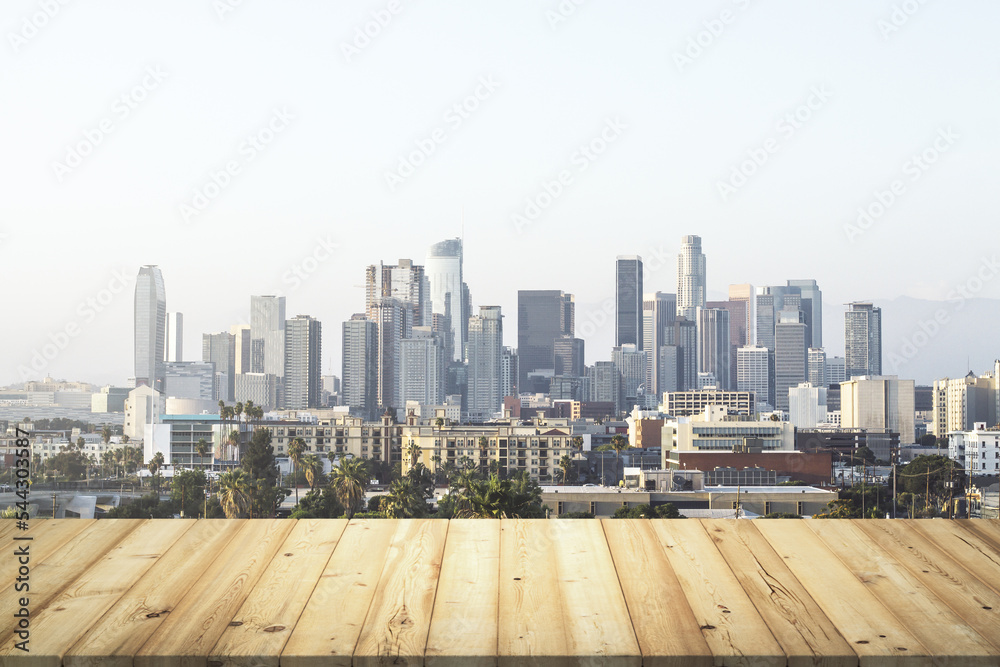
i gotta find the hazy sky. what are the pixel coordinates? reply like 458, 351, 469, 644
3, 0, 999, 388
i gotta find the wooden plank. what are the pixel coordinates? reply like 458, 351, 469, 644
353, 519, 449, 667
425, 519, 500, 667
64, 520, 247, 667
755, 520, 932, 666
602, 520, 713, 667
0, 519, 140, 627
808, 520, 999, 665
853, 520, 1000, 652
956, 519, 1000, 555
650, 520, 786, 667
0, 520, 194, 667
499, 519, 640, 666
207, 519, 348, 667
701, 520, 857, 667
0, 519, 95, 584
280, 519, 399, 667
910, 519, 1000, 594
132, 519, 295, 667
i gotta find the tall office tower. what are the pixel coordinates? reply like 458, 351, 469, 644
134, 265, 166, 391
467, 306, 503, 420
677, 235, 706, 319
697, 308, 731, 390
431, 311, 454, 363
250, 295, 286, 378
807, 347, 827, 387
615, 256, 643, 349
643, 292, 677, 398
587, 361, 623, 416
553, 335, 585, 378
426, 239, 468, 362
365, 259, 431, 328
370, 297, 409, 411
755, 291, 776, 351
612, 344, 649, 403
737, 345, 772, 410
845, 302, 882, 379
788, 383, 828, 429
342, 315, 377, 420
202, 331, 236, 402
774, 310, 808, 411
165, 312, 183, 363
706, 299, 747, 390
657, 345, 680, 396
672, 317, 698, 391
517, 290, 574, 392
230, 325, 251, 375
841, 375, 915, 446
283, 315, 322, 410
163, 361, 215, 400
500, 347, 518, 400
728, 284, 755, 345
826, 356, 846, 385
400, 327, 445, 407
788, 279, 823, 348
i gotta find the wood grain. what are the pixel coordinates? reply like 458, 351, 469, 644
910, 519, 1000, 595
281, 519, 399, 667
955, 519, 1000, 555
425, 519, 500, 667
652, 520, 786, 667
701, 520, 857, 667
353, 519, 449, 667
0, 518, 95, 585
755, 520, 932, 667
207, 519, 348, 667
602, 519, 714, 667
132, 519, 295, 667
0, 520, 193, 667
808, 520, 999, 665
853, 520, 1000, 653
500, 519, 641, 667
64, 520, 247, 667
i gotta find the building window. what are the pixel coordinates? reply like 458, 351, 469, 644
796, 501, 804, 515
764, 501, 772, 515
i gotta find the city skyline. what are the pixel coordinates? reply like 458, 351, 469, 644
4, 1, 1000, 388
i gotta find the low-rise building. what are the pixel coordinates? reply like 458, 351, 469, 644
948, 423, 1000, 476
662, 388, 755, 417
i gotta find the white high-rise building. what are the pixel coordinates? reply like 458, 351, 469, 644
134, 265, 166, 392
677, 235, 706, 320
788, 382, 828, 428
250, 295, 286, 378
284, 315, 322, 409
501, 347, 518, 400
643, 292, 677, 398
165, 312, 183, 362
467, 306, 503, 420
400, 327, 445, 407
426, 239, 467, 362
845, 302, 882, 379
698, 308, 730, 390
807, 348, 827, 387
841, 375, 915, 446
342, 315, 377, 420
613, 344, 648, 405
737, 345, 771, 411
371, 298, 409, 411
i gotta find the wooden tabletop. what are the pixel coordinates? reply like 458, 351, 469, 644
2, 518, 999, 666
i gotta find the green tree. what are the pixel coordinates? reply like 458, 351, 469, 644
241, 428, 284, 517
302, 454, 324, 491
291, 486, 345, 519
170, 469, 206, 517
900, 455, 963, 510
451, 472, 545, 518
195, 438, 211, 466
383, 477, 428, 518
149, 451, 165, 492
218, 469, 252, 518
288, 437, 307, 505
331, 457, 368, 519
558, 454, 573, 485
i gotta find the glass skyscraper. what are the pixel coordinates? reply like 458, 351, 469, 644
134, 265, 166, 391
677, 235, 706, 320
845, 302, 882, 379
615, 255, 643, 349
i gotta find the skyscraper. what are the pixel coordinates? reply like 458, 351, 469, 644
553, 335, 585, 378
737, 345, 771, 410
755, 291, 776, 351
613, 344, 648, 406
672, 317, 698, 391
677, 235, 706, 319
342, 315, 377, 420
728, 284, 755, 344
134, 265, 166, 391
284, 315, 322, 409
615, 256, 643, 349
400, 327, 445, 406
202, 331, 236, 402
250, 295, 286, 377
807, 347, 827, 387
774, 310, 808, 411
697, 308, 731, 390
517, 290, 574, 393
426, 239, 467, 362
371, 298, 409, 411
500, 347, 518, 401
788, 279, 823, 348
230, 324, 251, 375
845, 302, 882, 379
643, 292, 676, 398
165, 312, 183, 363
467, 306, 503, 420
366, 259, 431, 328
706, 298, 747, 390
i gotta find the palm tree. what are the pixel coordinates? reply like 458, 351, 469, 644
234, 401, 244, 438
101, 425, 112, 446
331, 457, 368, 519
218, 469, 252, 518
383, 477, 424, 518
478, 436, 489, 474
149, 451, 165, 492
228, 429, 240, 464
610, 434, 629, 481
558, 454, 573, 485
288, 437, 306, 506
195, 438, 210, 468
405, 441, 420, 469
303, 453, 323, 492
